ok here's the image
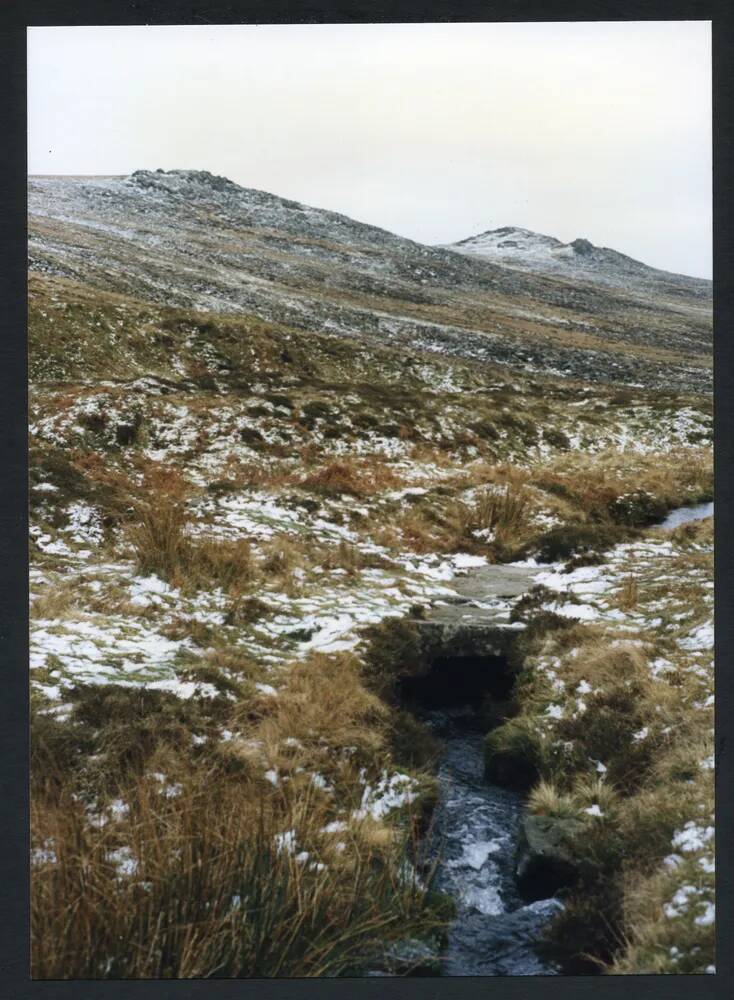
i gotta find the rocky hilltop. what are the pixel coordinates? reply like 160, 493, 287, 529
444, 225, 711, 303
28, 170, 712, 392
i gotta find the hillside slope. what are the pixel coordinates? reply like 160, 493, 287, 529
29, 171, 712, 392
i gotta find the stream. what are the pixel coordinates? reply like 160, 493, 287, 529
658, 500, 713, 531
395, 500, 713, 976
421, 707, 561, 976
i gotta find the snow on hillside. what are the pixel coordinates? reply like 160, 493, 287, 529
28, 171, 713, 394
444, 226, 711, 301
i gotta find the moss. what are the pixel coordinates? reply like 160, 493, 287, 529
354, 411, 381, 429
608, 490, 667, 527
497, 411, 538, 444
32, 684, 230, 798
509, 595, 574, 656
239, 426, 265, 447
388, 710, 440, 769
539, 879, 623, 973
300, 400, 335, 423
556, 682, 657, 792
247, 404, 272, 418
469, 419, 499, 441
543, 427, 570, 450
206, 479, 240, 496
563, 550, 605, 570
408, 775, 441, 838
484, 718, 546, 789
29, 446, 128, 526
531, 522, 627, 562
609, 389, 636, 406
361, 618, 425, 701
263, 393, 293, 410
191, 372, 219, 390
478, 695, 513, 732
115, 414, 142, 446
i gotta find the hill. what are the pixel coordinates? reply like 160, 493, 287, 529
29, 170, 712, 392
444, 225, 711, 303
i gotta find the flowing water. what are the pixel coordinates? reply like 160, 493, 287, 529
395, 506, 713, 975
658, 501, 713, 530
422, 707, 561, 976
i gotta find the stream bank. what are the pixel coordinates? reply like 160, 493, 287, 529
379, 499, 714, 976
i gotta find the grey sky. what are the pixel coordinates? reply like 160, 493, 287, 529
28, 22, 712, 278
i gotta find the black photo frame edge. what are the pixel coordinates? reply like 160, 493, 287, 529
1, 2, 731, 998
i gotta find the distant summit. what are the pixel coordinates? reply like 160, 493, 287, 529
442, 226, 710, 301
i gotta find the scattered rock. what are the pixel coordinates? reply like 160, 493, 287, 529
515, 814, 584, 901
377, 936, 442, 976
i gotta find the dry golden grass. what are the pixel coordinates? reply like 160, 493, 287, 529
530, 446, 712, 523
300, 457, 402, 498
319, 539, 367, 576
30, 645, 444, 979
527, 780, 577, 819
31, 768, 436, 979
127, 506, 255, 594
192, 538, 254, 591
216, 455, 295, 491
253, 653, 389, 768
30, 581, 80, 620
618, 575, 639, 610
459, 484, 532, 554
125, 465, 255, 593
127, 500, 190, 580
571, 776, 620, 816
527, 776, 619, 820
390, 509, 440, 554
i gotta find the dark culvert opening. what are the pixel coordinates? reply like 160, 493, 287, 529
398, 653, 515, 719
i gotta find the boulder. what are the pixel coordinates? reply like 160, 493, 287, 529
515, 814, 584, 901
379, 937, 442, 976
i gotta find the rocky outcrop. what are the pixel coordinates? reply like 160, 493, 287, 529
409, 563, 536, 657
445, 225, 712, 304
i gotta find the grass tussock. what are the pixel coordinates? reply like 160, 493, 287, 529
31, 770, 437, 979
126, 469, 254, 593
253, 653, 389, 768
459, 485, 532, 555
128, 505, 254, 593
526, 780, 578, 820
31, 652, 447, 979
300, 458, 401, 498
127, 499, 190, 581
361, 618, 425, 701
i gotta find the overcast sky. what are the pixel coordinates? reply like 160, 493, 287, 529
28, 22, 711, 278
